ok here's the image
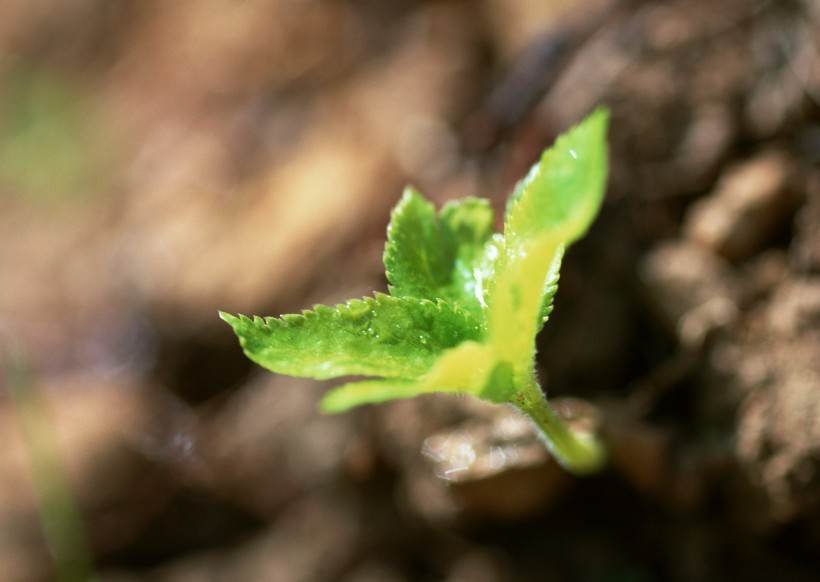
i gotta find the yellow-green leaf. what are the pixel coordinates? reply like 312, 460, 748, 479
487, 108, 609, 363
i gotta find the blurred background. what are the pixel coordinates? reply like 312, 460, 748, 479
1, 0, 819, 580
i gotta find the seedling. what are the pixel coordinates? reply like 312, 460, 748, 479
221, 108, 609, 474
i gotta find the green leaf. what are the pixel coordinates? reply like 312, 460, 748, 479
487, 108, 609, 363
384, 187, 495, 319
321, 341, 514, 412
219, 293, 481, 381
505, 108, 610, 246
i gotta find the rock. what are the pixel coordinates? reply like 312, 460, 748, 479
744, 13, 820, 139
673, 103, 735, 190
186, 374, 359, 519
377, 396, 576, 523
604, 412, 672, 500
640, 241, 738, 347
683, 150, 799, 262
791, 168, 820, 272
445, 548, 510, 582
729, 277, 820, 528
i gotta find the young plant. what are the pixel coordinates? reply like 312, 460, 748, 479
221, 108, 609, 474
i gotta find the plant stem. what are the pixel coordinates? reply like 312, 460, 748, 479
513, 370, 606, 475
2, 335, 97, 582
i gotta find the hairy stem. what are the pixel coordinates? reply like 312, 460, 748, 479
512, 370, 606, 474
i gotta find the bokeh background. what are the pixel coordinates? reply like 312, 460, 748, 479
1, 0, 819, 580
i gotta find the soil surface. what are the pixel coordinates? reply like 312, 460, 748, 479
1, 1, 819, 581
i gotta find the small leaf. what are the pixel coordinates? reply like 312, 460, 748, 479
505, 108, 609, 247
219, 294, 481, 381
321, 378, 427, 413
384, 188, 495, 319
321, 341, 505, 412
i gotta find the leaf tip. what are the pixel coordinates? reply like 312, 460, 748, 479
218, 311, 239, 325
589, 104, 610, 123
401, 184, 422, 200
319, 390, 350, 415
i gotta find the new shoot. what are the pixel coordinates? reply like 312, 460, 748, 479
221, 108, 610, 474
